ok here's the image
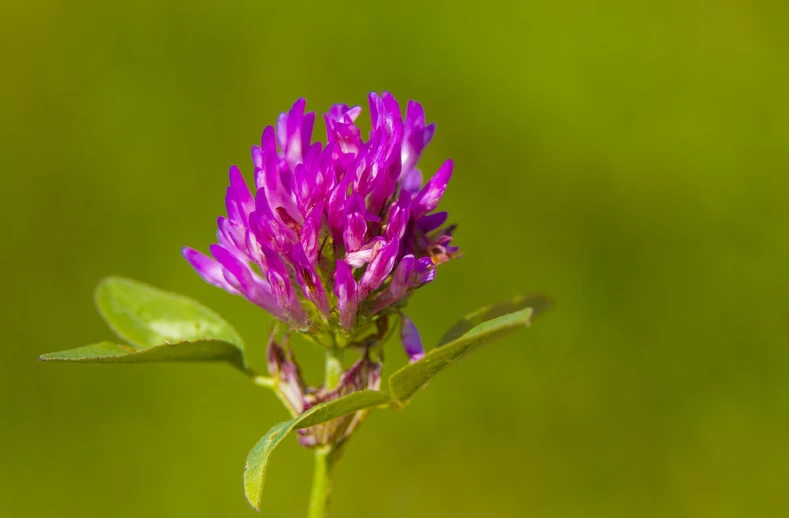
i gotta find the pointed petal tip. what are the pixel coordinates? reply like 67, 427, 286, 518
439, 158, 454, 177
291, 97, 306, 112
400, 315, 425, 362
183, 246, 211, 266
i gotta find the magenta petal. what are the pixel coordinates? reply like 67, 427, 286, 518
282, 98, 306, 170
243, 216, 266, 265
182, 247, 241, 295
255, 126, 278, 190
381, 92, 402, 126
354, 130, 381, 195
416, 211, 448, 233
346, 106, 362, 121
276, 112, 288, 151
413, 257, 436, 285
208, 244, 281, 317
360, 239, 399, 297
261, 125, 277, 155
400, 315, 425, 362
228, 165, 254, 220
294, 142, 323, 213
390, 254, 415, 298
291, 245, 330, 317
259, 247, 307, 325
327, 167, 354, 240
401, 100, 436, 174
423, 123, 436, 144
404, 100, 425, 132
412, 159, 453, 219
261, 151, 301, 226
301, 111, 315, 153
334, 260, 359, 329
367, 134, 402, 214
400, 168, 423, 194
254, 189, 297, 253
209, 245, 262, 291
368, 92, 385, 130
299, 200, 324, 266
324, 105, 363, 155
343, 212, 367, 253
327, 103, 350, 120
217, 216, 247, 257
385, 191, 411, 241
251, 145, 264, 170
315, 143, 338, 197
224, 187, 243, 225
344, 237, 386, 268
369, 254, 415, 313
342, 194, 368, 252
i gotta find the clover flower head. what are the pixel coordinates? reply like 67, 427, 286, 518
183, 93, 459, 361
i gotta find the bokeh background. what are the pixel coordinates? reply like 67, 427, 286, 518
2, 1, 789, 516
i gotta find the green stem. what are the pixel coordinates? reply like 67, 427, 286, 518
307, 446, 336, 518
325, 348, 344, 390
307, 347, 345, 517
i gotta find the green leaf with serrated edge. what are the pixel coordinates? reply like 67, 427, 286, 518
39, 340, 245, 368
438, 294, 552, 347
39, 277, 247, 369
244, 390, 391, 511
388, 308, 534, 405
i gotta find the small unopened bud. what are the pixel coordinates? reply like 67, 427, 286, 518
297, 355, 382, 447
265, 332, 306, 415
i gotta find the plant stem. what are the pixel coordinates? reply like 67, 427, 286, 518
307, 347, 345, 517
325, 348, 344, 390
307, 446, 335, 518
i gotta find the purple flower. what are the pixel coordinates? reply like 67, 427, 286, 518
183, 93, 460, 359
400, 315, 425, 362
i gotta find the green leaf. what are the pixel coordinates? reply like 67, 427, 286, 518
39, 340, 246, 367
438, 294, 552, 346
39, 276, 246, 370
389, 307, 535, 405
244, 390, 391, 511
95, 276, 244, 349
292, 390, 391, 429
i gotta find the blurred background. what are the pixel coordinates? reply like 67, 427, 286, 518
2, 0, 788, 516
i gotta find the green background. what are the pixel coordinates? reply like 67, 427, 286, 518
2, 1, 788, 516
